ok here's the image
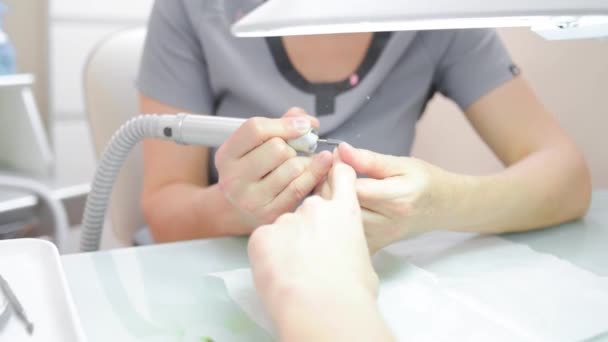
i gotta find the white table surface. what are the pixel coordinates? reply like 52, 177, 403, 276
62, 190, 608, 342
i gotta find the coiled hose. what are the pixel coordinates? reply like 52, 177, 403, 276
80, 115, 165, 252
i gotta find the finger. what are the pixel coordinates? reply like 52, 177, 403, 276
338, 142, 404, 179
282, 107, 320, 128
313, 178, 331, 199
356, 174, 427, 208
321, 147, 340, 195
355, 178, 384, 206
237, 137, 297, 181
328, 150, 358, 203
297, 195, 326, 215
355, 178, 402, 204
260, 156, 311, 198
219, 115, 315, 160
266, 151, 333, 213
274, 212, 298, 225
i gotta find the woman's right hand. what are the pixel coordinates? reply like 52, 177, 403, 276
215, 108, 333, 228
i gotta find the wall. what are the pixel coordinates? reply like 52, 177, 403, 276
412, 28, 608, 187
2, 0, 154, 121
3, 0, 49, 123
50, 0, 153, 119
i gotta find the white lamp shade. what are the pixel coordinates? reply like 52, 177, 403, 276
232, 0, 608, 40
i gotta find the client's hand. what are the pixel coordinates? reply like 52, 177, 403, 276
248, 152, 378, 319
318, 143, 463, 254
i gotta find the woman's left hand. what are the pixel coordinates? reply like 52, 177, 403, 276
319, 143, 466, 254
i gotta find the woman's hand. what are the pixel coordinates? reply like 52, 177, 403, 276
248, 153, 378, 321
319, 143, 465, 254
215, 108, 333, 229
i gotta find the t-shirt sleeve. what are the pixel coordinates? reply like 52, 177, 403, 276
425, 29, 517, 111
136, 0, 214, 114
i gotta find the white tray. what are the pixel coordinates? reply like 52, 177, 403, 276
0, 239, 86, 341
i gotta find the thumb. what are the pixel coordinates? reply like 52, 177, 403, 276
338, 142, 404, 179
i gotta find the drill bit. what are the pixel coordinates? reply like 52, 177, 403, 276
317, 138, 342, 147
0, 274, 34, 334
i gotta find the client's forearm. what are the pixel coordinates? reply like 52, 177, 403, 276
447, 144, 591, 234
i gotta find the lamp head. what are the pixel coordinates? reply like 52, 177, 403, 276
231, 0, 608, 40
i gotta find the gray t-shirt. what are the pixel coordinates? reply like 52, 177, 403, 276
137, 0, 517, 184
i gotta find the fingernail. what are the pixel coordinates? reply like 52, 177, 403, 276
338, 142, 354, 157
286, 107, 307, 117
290, 118, 311, 133
290, 106, 305, 113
